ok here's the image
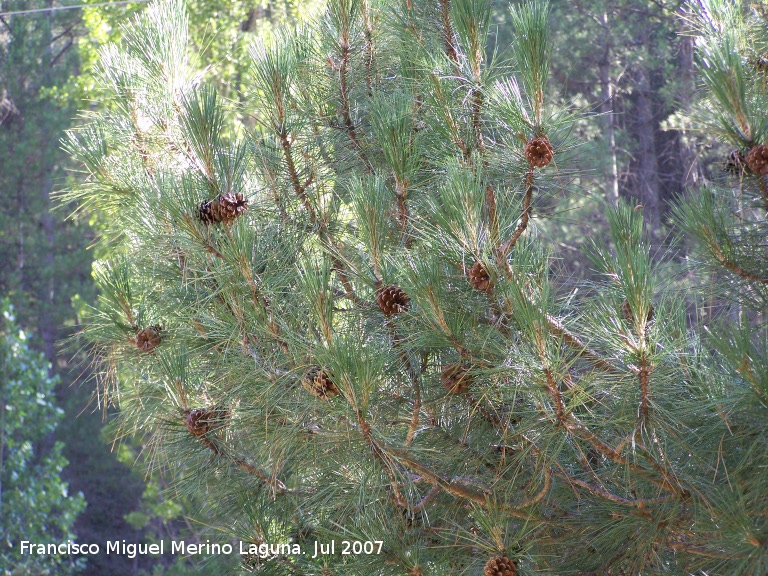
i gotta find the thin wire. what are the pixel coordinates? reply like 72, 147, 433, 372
0, 0, 150, 17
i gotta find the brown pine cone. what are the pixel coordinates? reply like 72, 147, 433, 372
377, 285, 410, 315
197, 198, 219, 224
746, 144, 768, 176
135, 325, 162, 352
484, 555, 517, 576
217, 192, 249, 223
185, 407, 227, 437
524, 136, 554, 168
441, 363, 472, 394
301, 366, 340, 399
197, 193, 248, 224
469, 261, 492, 292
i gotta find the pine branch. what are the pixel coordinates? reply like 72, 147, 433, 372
279, 128, 317, 222
336, 31, 372, 172
558, 473, 676, 509
714, 250, 768, 285
636, 353, 652, 422
428, 74, 470, 163
360, 0, 375, 94
543, 367, 566, 425
383, 319, 421, 446
356, 410, 492, 507
544, 314, 621, 374
439, 0, 460, 70
198, 436, 294, 496
500, 168, 535, 257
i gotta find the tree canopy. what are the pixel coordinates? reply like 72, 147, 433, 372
16, 0, 768, 574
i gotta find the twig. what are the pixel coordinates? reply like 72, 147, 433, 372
384, 319, 421, 446
439, 0, 460, 74
198, 437, 291, 496
544, 314, 621, 374
544, 368, 567, 425
279, 129, 317, 222
338, 37, 372, 171
559, 472, 675, 509
357, 410, 491, 506
361, 0, 375, 94
512, 467, 552, 509
638, 353, 651, 421
500, 169, 535, 256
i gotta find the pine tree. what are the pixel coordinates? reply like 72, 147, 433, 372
64, 0, 767, 574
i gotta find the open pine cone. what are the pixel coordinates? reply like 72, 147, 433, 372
135, 325, 162, 352
185, 407, 228, 437
441, 363, 472, 394
746, 144, 768, 176
197, 192, 249, 225
484, 555, 517, 576
469, 261, 493, 292
197, 198, 218, 224
377, 285, 411, 315
524, 136, 554, 168
217, 192, 249, 223
301, 366, 340, 399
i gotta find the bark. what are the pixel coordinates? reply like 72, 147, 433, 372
676, 19, 701, 190
632, 56, 661, 239
599, 11, 619, 205
39, 169, 57, 371
37, 0, 57, 370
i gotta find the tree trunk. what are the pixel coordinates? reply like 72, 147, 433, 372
633, 59, 661, 239
38, 0, 57, 370
677, 21, 701, 190
39, 170, 57, 371
599, 11, 619, 206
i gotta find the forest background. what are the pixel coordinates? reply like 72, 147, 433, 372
0, 0, 725, 574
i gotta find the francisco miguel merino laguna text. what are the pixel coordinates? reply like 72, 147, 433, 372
18, 540, 305, 559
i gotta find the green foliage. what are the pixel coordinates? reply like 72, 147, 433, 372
0, 301, 85, 576
64, 0, 768, 574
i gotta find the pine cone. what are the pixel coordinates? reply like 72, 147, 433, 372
724, 150, 747, 173
217, 192, 249, 223
301, 366, 340, 399
377, 285, 411, 315
441, 363, 472, 394
197, 198, 218, 224
746, 144, 768, 176
196, 193, 248, 225
621, 300, 654, 324
484, 555, 517, 576
135, 325, 162, 352
185, 407, 227, 436
524, 136, 554, 168
469, 261, 492, 292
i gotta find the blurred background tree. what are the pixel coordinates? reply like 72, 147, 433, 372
0, 300, 85, 576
